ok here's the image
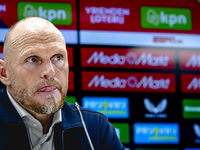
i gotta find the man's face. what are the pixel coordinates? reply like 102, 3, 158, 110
6, 21, 69, 115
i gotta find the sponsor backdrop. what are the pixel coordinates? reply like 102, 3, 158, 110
0, 0, 200, 149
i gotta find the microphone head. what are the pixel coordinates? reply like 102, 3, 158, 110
74, 102, 80, 109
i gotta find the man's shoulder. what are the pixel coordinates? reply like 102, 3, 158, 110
0, 88, 22, 122
0, 88, 8, 107
0, 88, 7, 98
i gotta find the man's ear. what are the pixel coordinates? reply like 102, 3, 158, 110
0, 59, 11, 86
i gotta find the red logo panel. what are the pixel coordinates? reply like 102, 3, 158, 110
180, 51, 200, 70
0, 46, 3, 53
79, 0, 200, 34
68, 71, 74, 91
67, 47, 73, 67
181, 74, 200, 93
81, 48, 175, 69
82, 71, 176, 92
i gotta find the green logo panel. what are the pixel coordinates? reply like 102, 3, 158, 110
112, 123, 129, 143
65, 96, 76, 104
18, 2, 72, 25
141, 6, 192, 30
183, 99, 200, 118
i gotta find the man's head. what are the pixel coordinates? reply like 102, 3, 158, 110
0, 17, 69, 115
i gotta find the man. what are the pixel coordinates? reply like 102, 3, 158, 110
0, 17, 125, 150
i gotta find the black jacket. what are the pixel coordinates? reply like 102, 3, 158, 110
0, 88, 125, 150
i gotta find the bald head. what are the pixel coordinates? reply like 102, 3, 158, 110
3, 17, 65, 63
0, 17, 69, 116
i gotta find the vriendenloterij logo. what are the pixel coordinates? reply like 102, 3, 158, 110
141, 6, 192, 30
17, 2, 72, 25
134, 123, 179, 144
82, 97, 129, 118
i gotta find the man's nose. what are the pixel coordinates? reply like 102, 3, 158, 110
40, 61, 55, 79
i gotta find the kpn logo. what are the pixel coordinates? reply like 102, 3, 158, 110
144, 98, 167, 119
141, 6, 192, 30
17, 2, 72, 25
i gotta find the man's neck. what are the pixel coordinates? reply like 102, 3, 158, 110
7, 88, 55, 134
35, 114, 53, 134
22, 106, 53, 134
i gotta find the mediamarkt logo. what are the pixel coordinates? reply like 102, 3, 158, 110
0, 4, 6, 19
180, 51, 200, 70
82, 72, 176, 92
87, 51, 169, 66
88, 75, 170, 89
81, 48, 175, 69
141, 6, 192, 30
144, 98, 167, 119
187, 77, 200, 90
181, 74, 200, 93
18, 2, 72, 25
185, 54, 200, 68
85, 6, 130, 25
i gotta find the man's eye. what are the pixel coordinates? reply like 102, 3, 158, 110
27, 57, 39, 63
53, 55, 62, 61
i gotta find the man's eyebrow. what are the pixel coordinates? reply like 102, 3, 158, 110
20, 50, 37, 58
21, 49, 67, 57
55, 49, 66, 53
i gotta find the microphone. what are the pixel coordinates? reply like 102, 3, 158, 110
74, 102, 95, 150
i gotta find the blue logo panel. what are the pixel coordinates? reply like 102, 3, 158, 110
82, 97, 129, 118
134, 123, 179, 144
0, 53, 3, 60
185, 149, 200, 150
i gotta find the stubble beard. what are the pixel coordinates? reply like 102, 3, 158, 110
10, 77, 68, 115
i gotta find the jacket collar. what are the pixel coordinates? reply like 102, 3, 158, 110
60, 102, 83, 130
0, 88, 23, 123
0, 88, 83, 129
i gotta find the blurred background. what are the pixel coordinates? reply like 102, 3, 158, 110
0, 0, 200, 149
